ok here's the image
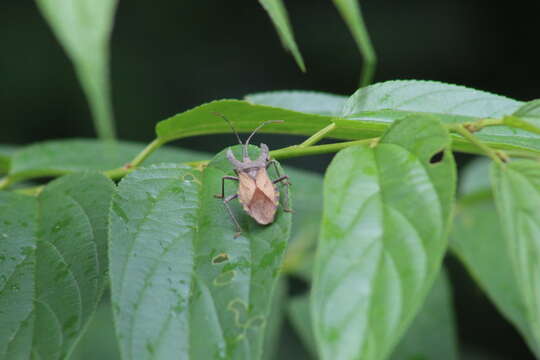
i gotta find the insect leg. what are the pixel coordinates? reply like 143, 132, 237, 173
223, 193, 243, 237
272, 175, 293, 212
214, 176, 239, 199
267, 160, 292, 212
267, 160, 291, 183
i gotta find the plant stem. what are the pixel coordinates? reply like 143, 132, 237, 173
132, 138, 166, 166
448, 124, 504, 163
461, 117, 503, 132
271, 137, 378, 160
299, 123, 336, 147
103, 138, 165, 179
503, 115, 540, 135
15, 185, 44, 196
7, 111, 540, 193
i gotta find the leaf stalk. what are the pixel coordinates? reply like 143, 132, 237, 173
448, 124, 506, 164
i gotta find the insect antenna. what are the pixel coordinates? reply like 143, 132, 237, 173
213, 112, 243, 147
244, 120, 284, 156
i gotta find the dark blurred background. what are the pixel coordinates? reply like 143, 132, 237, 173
1, 0, 538, 358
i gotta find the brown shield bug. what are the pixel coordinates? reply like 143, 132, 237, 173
213, 113, 292, 237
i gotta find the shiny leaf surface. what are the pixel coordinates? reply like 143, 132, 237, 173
157, 81, 540, 155
109, 146, 291, 360
288, 271, 458, 360
311, 115, 456, 360
450, 159, 540, 357
0, 172, 114, 359
491, 159, 540, 356
6, 139, 206, 184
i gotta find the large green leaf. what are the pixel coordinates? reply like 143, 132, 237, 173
288, 270, 458, 360
35, 0, 118, 140
109, 146, 292, 360
450, 159, 540, 357
5, 139, 206, 185
156, 81, 540, 155
490, 159, 540, 356
155, 100, 337, 142
0, 192, 36, 360
70, 302, 120, 360
245, 91, 347, 116
311, 115, 456, 360
341, 80, 540, 152
258, 0, 305, 72
0, 172, 114, 359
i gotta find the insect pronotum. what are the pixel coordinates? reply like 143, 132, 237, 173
213, 113, 292, 237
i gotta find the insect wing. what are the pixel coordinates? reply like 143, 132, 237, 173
238, 172, 257, 208
247, 188, 277, 225
255, 168, 278, 205
237, 169, 278, 225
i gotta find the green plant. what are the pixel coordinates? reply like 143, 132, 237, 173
2, 2, 540, 360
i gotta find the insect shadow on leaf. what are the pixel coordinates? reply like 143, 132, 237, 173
213, 113, 292, 238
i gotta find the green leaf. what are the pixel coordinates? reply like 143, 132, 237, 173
513, 99, 540, 120
490, 159, 540, 356
70, 302, 120, 360
258, 0, 305, 72
288, 270, 459, 360
35, 0, 118, 140
0, 145, 16, 174
155, 100, 337, 142
156, 81, 540, 155
502, 99, 540, 136
342, 80, 540, 153
389, 269, 458, 360
245, 91, 347, 116
109, 146, 292, 360
332, 0, 376, 87
343, 80, 521, 118
0, 172, 114, 359
0, 192, 36, 360
6, 139, 206, 184
311, 115, 456, 360
450, 159, 540, 357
